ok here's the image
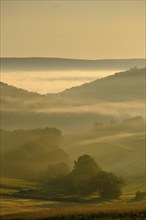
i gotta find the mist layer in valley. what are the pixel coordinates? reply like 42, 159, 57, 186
1, 58, 145, 94
1, 67, 145, 132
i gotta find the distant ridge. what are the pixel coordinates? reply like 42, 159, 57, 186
1, 57, 145, 71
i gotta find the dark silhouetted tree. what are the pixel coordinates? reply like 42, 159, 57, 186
63, 155, 101, 195
72, 154, 101, 178
90, 171, 125, 199
134, 191, 145, 201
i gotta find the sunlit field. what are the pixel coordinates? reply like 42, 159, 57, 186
1, 177, 146, 219
1, 199, 145, 220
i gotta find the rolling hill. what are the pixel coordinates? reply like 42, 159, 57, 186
62, 118, 145, 191
60, 67, 145, 102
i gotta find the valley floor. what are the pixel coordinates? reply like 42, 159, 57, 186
0, 195, 146, 220
1, 177, 146, 219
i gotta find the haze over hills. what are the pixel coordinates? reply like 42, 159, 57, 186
1, 67, 145, 102
1, 128, 70, 179
62, 117, 145, 178
1, 57, 145, 72
1, 67, 145, 197
0, 67, 145, 131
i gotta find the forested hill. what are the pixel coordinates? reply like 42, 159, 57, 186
0, 82, 42, 98
1, 127, 70, 179
59, 68, 145, 101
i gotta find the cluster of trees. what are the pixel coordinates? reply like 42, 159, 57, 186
47, 155, 125, 200
1, 128, 70, 179
134, 191, 146, 201
1, 127, 62, 153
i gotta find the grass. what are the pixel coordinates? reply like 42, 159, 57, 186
123, 177, 146, 197
0, 177, 41, 201
0, 177, 39, 190
0, 197, 60, 216
0, 177, 146, 219
0, 200, 145, 219
0, 188, 18, 196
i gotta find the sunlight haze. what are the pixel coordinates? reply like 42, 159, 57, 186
1, 1, 145, 59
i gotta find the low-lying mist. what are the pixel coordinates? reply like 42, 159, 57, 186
1, 69, 122, 94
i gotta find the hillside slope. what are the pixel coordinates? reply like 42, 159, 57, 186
60, 68, 145, 101
62, 118, 145, 182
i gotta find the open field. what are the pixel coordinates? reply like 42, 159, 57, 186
1, 178, 146, 219
0, 198, 145, 220
0, 177, 39, 197
0, 177, 39, 190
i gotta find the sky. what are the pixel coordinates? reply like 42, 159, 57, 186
1, 0, 145, 59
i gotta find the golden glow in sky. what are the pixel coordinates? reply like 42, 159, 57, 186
1, 0, 145, 59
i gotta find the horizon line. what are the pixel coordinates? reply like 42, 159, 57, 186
0, 57, 146, 61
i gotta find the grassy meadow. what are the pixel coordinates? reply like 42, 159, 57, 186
0, 177, 146, 219
1, 198, 145, 219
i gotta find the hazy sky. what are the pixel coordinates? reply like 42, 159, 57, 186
1, 0, 145, 59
